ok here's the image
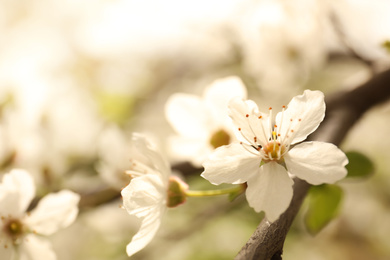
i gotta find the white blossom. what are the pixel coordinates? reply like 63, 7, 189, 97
201, 90, 348, 222
0, 169, 80, 260
121, 134, 187, 257
165, 76, 247, 166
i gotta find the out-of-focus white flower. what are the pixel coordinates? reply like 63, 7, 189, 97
0, 169, 80, 260
330, 0, 390, 64
201, 90, 348, 222
96, 125, 133, 189
235, 0, 329, 95
121, 134, 187, 257
165, 76, 247, 166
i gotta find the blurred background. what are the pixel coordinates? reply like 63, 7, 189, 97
1, 0, 390, 259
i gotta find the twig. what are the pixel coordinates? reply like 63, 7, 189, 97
235, 68, 390, 260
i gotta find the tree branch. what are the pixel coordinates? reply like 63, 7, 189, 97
235, 68, 390, 260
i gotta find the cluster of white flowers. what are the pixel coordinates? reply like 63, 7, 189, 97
120, 77, 348, 257
0, 0, 387, 259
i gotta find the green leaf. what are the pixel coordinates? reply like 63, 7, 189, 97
304, 184, 343, 235
345, 151, 374, 178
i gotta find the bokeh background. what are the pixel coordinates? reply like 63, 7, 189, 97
1, 0, 390, 259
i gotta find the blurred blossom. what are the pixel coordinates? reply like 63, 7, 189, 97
165, 76, 247, 166
235, 0, 329, 94
0, 84, 103, 186
330, 0, 390, 64
0, 169, 80, 260
96, 125, 134, 190
75, 0, 240, 57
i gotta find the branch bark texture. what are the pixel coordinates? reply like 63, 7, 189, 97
235, 68, 390, 260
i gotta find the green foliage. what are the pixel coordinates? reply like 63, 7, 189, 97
345, 151, 374, 178
96, 92, 135, 124
304, 184, 343, 235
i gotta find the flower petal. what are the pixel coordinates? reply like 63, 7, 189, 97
167, 135, 211, 167
0, 169, 35, 216
201, 143, 260, 185
131, 134, 171, 182
19, 235, 56, 260
276, 90, 325, 144
0, 239, 14, 260
284, 141, 348, 185
246, 162, 294, 222
204, 76, 247, 116
25, 190, 80, 236
121, 174, 165, 218
228, 97, 271, 146
165, 93, 213, 138
126, 208, 162, 257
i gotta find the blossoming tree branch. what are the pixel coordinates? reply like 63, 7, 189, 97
117, 68, 390, 259
1, 69, 389, 260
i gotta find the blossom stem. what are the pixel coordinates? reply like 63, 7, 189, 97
185, 184, 245, 197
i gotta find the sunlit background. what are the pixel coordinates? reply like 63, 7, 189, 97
1, 0, 390, 259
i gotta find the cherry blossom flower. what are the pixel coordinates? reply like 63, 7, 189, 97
165, 76, 247, 166
201, 90, 348, 222
121, 134, 187, 257
0, 169, 80, 260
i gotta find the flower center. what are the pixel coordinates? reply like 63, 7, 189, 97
236, 105, 301, 163
2, 216, 26, 245
210, 129, 230, 149
262, 137, 286, 162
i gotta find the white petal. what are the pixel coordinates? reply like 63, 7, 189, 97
284, 141, 348, 185
121, 174, 166, 218
0, 169, 35, 216
165, 93, 214, 138
167, 136, 211, 167
276, 90, 325, 144
201, 143, 260, 185
19, 235, 56, 260
0, 238, 14, 260
131, 134, 171, 182
126, 207, 162, 257
228, 97, 270, 146
246, 162, 294, 222
26, 190, 80, 236
204, 76, 247, 116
